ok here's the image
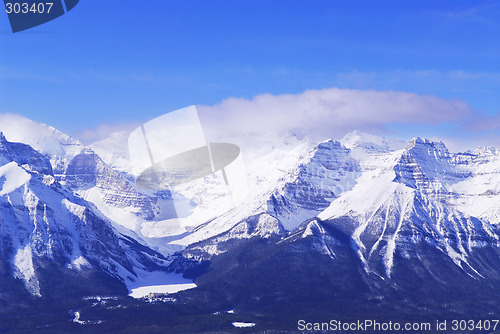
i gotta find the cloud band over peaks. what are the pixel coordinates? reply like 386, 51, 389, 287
198, 87, 472, 140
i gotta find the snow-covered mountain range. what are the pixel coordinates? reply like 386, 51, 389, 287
2, 113, 500, 319
0, 129, 174, 299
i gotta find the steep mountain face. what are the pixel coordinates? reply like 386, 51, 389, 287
393, 137, 470, 190
0, 133, 169, 299
0, 132, 53, 175
267, 140, 360, 231
58, 147, 159, 224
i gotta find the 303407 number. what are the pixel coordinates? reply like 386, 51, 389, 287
5, 2, 54, 14
451, 319, 500, 331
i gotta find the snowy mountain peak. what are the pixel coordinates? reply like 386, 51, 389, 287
341, 130, 406, 153
471, 146, 499, 156
407, 137, 449, 154
0, 133, 53, 175
0, 114, 85, 174
90, 130, 133, 175
265, 138, 359, 231
318, 138, 344, 149
403, 137, 452, 168
392, 137, 462, 190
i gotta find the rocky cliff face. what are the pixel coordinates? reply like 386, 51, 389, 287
0, 132, 52, 175
267, 140, 360, 231
58, 147, 159, 221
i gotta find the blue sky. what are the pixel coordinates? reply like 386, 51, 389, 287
0, 1, 499, 148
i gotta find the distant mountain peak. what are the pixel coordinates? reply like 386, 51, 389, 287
0, 114, 84, 171
407, 136, 449, 153
0, 132, 53, 175
341, 130, 406, 153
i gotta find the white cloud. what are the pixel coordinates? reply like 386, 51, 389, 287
68, 87, 488, 153
74, 122, 139, 144
197, 87, 472, 141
